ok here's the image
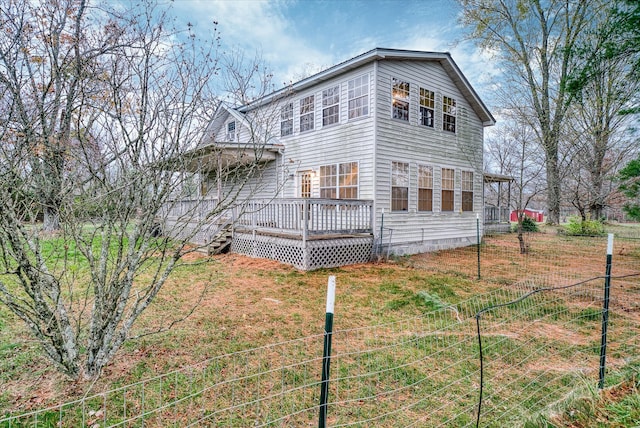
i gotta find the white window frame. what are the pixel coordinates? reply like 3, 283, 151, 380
322, 85, 340, 126
419, 87, 435, 128
319, 164, 337, 199
299, 95, 315, 132
226, 120, 236, 141
280, 102, 293, 136
417, 164, 433, 212
443, 96, 456, 133
461, 170, 474, 212
319, 161, 359, 200
392, 78, 410, 122
441, 167, 455, 212
391, 161, 409, 212
348, 75, 369, 119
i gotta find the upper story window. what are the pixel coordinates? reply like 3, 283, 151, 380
418, 165, 433, 212
420, 88, 435, 128
226, 121, 236, 141
441, 168, 455, 211
348, 75, 369, 119
280, 102, 293, 136
392, 78, 410, 121
462, 171, 474, 212
443, 96, 456, 133
322, 86, 340, 126
300, 95, 315, 132
391, 161, 409, 211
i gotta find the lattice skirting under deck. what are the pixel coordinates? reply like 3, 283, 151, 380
231, 233, 374, 271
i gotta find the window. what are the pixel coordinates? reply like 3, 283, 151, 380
391, 161, 409, 211
418, 165, 433, 211
322, 86, 340, 126
280, 102, 293, 136
319, 165, 337, 199
226, 121, 236, 141
441, 168, 455, 211
443, 96, 456, 132
348, 75, 369, 119
392, 78, 410, 121
300, 95, 314, 132
319, 162, 359, 199
339, 162, 358, 199
462, 171, 474, 212
420, 88, 435, 128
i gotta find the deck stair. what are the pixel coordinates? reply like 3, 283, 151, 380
207, 222, 233, 255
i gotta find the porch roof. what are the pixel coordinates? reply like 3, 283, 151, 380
162, 142, 281, 173
484, 172, 515, 183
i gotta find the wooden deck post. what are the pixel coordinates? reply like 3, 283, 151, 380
302, 199, 308, 247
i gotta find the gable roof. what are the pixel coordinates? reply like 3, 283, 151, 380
237, 48, 495, 127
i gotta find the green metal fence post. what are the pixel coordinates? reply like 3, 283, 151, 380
598, 233, 614, 389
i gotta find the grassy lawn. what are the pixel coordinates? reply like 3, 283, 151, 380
0, 224, 639, 426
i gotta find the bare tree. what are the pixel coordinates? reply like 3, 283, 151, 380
459, 0, 595, 224
0, 0, 279, 379
485, 121, 545, 253
562, 2, 640, 220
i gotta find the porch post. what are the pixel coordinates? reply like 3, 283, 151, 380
302, 199, 309, 246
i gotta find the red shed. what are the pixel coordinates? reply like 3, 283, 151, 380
510, 209, 544, 223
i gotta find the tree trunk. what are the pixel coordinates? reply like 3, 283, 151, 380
43, 206, 60, 232
545, 150, 561, 225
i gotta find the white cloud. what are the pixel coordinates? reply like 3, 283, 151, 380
172, 0, 334, 84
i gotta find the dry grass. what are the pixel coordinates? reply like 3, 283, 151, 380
0, 226, 639, 426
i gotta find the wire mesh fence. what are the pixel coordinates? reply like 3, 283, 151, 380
1, 231, 639, 427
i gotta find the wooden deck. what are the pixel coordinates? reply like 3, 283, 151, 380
161, 198, 375, 269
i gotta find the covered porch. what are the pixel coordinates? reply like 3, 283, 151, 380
483, 172, 514, 234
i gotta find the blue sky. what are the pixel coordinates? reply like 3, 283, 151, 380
169, 0, 501, 106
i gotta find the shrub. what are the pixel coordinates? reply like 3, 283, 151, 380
563, 216, 605, 236
511, 215, 539, 233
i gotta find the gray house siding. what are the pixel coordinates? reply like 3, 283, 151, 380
373, 60, 485, 254
275, 65, 377, 200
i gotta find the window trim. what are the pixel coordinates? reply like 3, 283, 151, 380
319, 161, 359, 200
391, 78, 410, 122
461, 170, 474, 212
417, 164, 433, 212
391, 161, 409, 212
441, 167, 455, 212
322, 85, 340, 127
443, 95, 457, 133
280, 102, 293, 137
299, 95, 315, 133
347, 74, 369, 120
419, 87, 435, 128
226, 120, 236, 141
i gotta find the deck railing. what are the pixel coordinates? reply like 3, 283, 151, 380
161, 197, 374, 240
484, 206, 510, 224
234, 198, 374, 238
161, 198, 220, 221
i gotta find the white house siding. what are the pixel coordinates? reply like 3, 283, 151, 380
268, 65, 378, 201
374, 60, 485, 254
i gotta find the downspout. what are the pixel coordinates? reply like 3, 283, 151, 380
373, 60, 379, 251
217, 151, 222, 203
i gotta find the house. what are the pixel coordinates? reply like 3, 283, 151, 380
162, 48, 495, 270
